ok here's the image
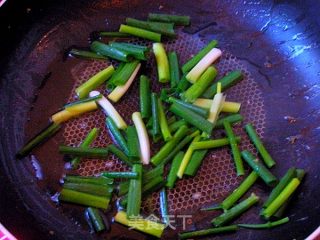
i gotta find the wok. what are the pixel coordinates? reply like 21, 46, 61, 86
0, 0, 320, 239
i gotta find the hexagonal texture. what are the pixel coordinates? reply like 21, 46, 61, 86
63, 31, 266, 215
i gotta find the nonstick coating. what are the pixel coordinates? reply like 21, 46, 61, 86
1, 0, 320, 240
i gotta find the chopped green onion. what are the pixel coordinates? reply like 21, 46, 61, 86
127, 164, 142, 217
64, 175, 113, 185
168, 51, 180, 87
119, 24, 161, 42
169, 102, 213, 134
16, 122, 61, 158
86, 207, 106, 232
245, 123, 276, 168
76, 65, 114, 99
106, 117, 129, 154
193, 99, 241, 113
132, 112, 150, 165
108, 62, 141, 102
158, 98, 172, 141
139, 75, 151, 119
207, 91, 225, 124
222, 172, 259, 210
151, 125, 189, 165
186, 48, 221, 83
109, 42, 148, 61
148, 13, 190, 26
100, 172, 138, 179
238, 217, 289, 229
176, 74, 191, 92
182, 40, 218, 73
59, 146, 109, 158
90, 41, 132, 62
114, 211, 165, 238
99, 32, 131, 37
224, 121, 244, 176
89, 91, 127, 129
214, 114, 243, 129
64, 95, 102, 108
262, 178, 300, 219
202, 70, 243, 99
63, 182, 113, 198
59, 189, 110, 210
182, 66, 218, 103
211, 193, 259, 226
69, 48, 107, 60
241, 150, 278, 187
70, 128, 99, 169
179, 225, 238, 239
153, 43, 170, 83
168, 97, 209, 118
177, 135, 201, 178
107, 144, 132, 166
184, 148, 208, 176
108, 60, 140, 87
126, 18, 175, 38
151, 93, 161, 138
126, 126, 140, 159
190, 136, 240, 150
166, 151, 184, 188
169, 119, 187, 133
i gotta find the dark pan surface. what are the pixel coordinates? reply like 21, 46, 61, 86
1, 0, 320, 239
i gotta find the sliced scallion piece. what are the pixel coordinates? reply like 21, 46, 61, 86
148, 13, 190, 26
153, 43, 170, 83
119, 24, 161, 42
90, 41, 133, 62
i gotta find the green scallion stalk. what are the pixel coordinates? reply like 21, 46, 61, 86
70, 48, 107, 60
63, 182, 113, 198
169, 102, 213, 134
176, 74, 191, 92
168, 97, 209, 118
100, 172, 138, 179
151, 125, 189, 165
59, 146, 109, 158
182, 40, 218, 73
168, 51, 180, 87
59, 188, 110, 210
70, 128, 99, 169
126, 18, 175, 38
159, 188, 169, 225
153, 43, 170, 83
202, 70, 243, 98
182, 66, 218, 103
179, 225, 238, 239
126, 126, 140, 160
262, 178, 300, 219
99, 32, 131, 37
184, 149, 208, 176
86, 207, 105, 232
109, 42, 148, 61
166, 151, 184, 188
114, 211, 165, 238
211, 193, 259, 226
76, 65, 114, 99
177, 135, 201, 178
64, 95, 102, 108
263, 167, 296, 208
107, 144, 133, 166
214, 114, 243, 129
109, 60, 140, 86
132, 112, 150, 165
200, 205, 222, 211
245, 123, 276, 168
224, 121, 244, 176
169, 119, 187, 133
90, 41, 132, 62
241, 150, 278, 187
221, 172, 259, 210
108, 63, 141, 102
64, 175, 113, 185
106, 117, 129, 154
148, 13, 190, 26
127, 164, 143, 217
238, 217, 289, 229
119, 24, 161, 42
151, 93, 161, 138
158, 98, 172, 141
140, 75, 151, 119
109, 42, 149, 51
190, 136, 240, 150
16, 122, 61, 158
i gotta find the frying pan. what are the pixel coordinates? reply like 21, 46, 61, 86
1, 0, 320, 239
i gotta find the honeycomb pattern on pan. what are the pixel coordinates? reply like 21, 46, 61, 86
63, 31, 266, 215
